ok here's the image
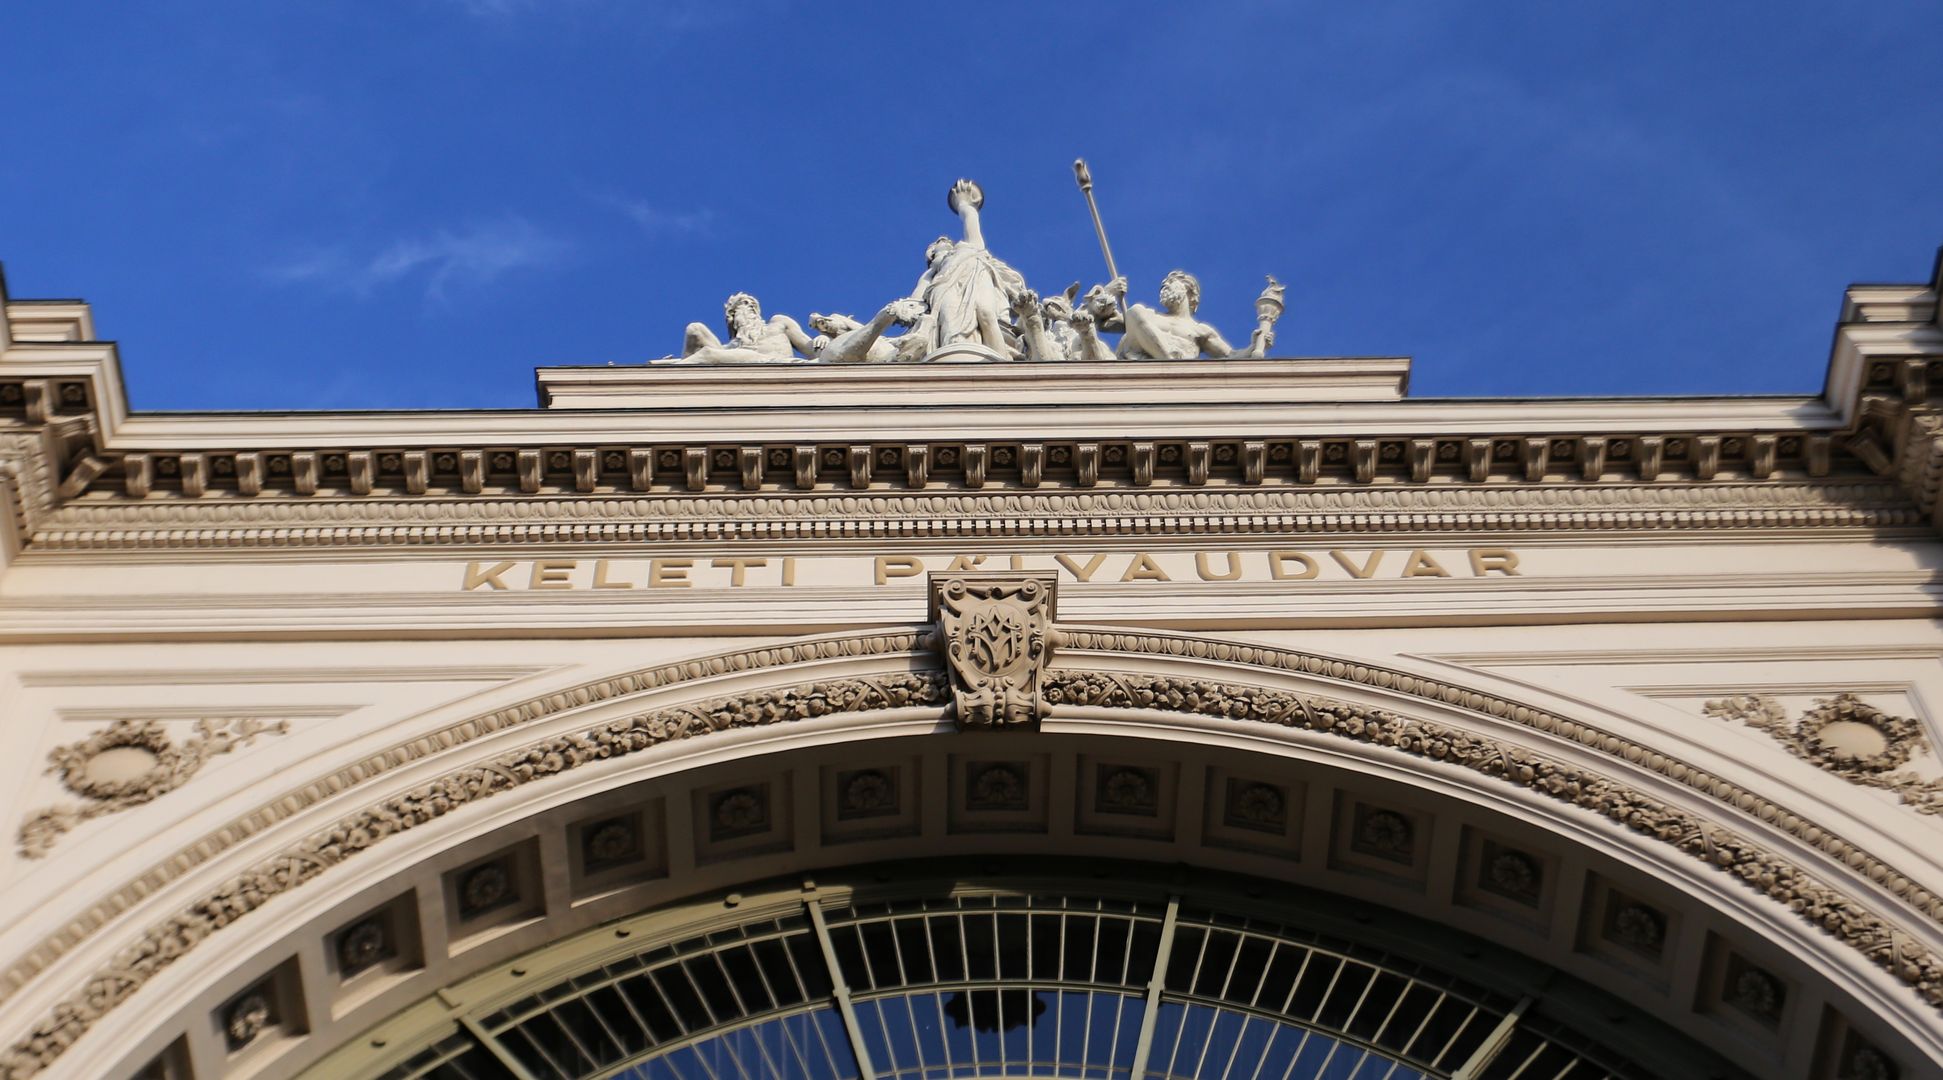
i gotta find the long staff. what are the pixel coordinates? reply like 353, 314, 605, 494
1072, 159, 1123, 298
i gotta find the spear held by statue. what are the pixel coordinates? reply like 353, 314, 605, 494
1073, 158, 1284, 351
1072, 159, 1121, 290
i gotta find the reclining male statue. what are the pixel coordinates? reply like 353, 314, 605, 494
1102, 270, 1273, 360
809, 299, 927, 363
673, 292, 818, 363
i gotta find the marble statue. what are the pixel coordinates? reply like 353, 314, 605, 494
809, 299, 926, 363
677, 292, 817, 364
908, 180, 1030, 359
1012, 289, 1058, 362
1109, 270, 1273, 360
1008, 284, 1076, 362
654, 176, 1285, 366
1010, 285, 1105, 362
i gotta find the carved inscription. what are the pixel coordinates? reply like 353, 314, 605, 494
458, 548, 1522, 591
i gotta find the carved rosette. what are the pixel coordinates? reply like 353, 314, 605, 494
930, 573, 1057, 729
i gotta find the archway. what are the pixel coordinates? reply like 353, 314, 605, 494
11, 628, 1934, 1079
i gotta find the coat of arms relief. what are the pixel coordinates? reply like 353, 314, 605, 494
930, 573, 1058, 729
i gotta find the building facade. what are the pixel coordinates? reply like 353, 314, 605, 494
1, 250, 1942, 1079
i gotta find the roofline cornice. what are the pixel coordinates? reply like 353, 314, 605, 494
2, 257, 1940, 553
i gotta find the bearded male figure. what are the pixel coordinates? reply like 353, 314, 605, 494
675, 292, 818, 364
1109, 270, 1272, 360
908, 179, 1030, 359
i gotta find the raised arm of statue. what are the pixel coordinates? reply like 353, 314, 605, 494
1013, 289, 1060, 362
1068, 308, 1116, 362
949, 179, 987, 250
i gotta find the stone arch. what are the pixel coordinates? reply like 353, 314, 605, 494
5, 625, 1940, 1077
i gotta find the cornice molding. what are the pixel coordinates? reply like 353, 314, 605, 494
7, 627, 1943, 1076
5, 431, 1868, 504
0, 432, 59, 556
16, 479, 1922, 554
5, 260, 1941, 552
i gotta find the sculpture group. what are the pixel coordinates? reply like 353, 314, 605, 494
666, 176, 1285, 365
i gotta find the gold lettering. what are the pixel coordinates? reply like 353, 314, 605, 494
462, 560, 516, 591
711, 557, 767, 586
782, 557, 796, 586
592, 560, 634, 589
649, 559, 692, 587
1330, 550, 1384, 579
529, 560, 576, 590
945, 554, 988, 571
1269, 551, 1319, 580
875, 555, 925, 585
1195, 551, 1243, 581
1055, 553, 1109, 582
1401, 550, 1452, 578
1121, 554, 1171, 582
1469, 548, 1521, 576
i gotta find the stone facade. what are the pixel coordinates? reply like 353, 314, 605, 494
1, 254, 1941, 1078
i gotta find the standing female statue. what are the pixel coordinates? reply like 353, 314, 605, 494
907, 180, 1029, 359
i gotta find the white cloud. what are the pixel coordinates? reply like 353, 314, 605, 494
269, 216, 570, 301
613, 198, 713, 238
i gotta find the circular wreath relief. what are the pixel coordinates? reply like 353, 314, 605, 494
1795, 696, 1920, 774
50, 721, 184, 802
17, 716, 289, 859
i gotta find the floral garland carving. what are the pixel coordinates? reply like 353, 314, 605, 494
1041, 670, 1943, 1012
16, 718, 289, 859
1704, 693, 1943, 815
0, 673, 948, 1077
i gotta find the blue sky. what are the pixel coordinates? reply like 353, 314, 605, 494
1, 3, 1938, 411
